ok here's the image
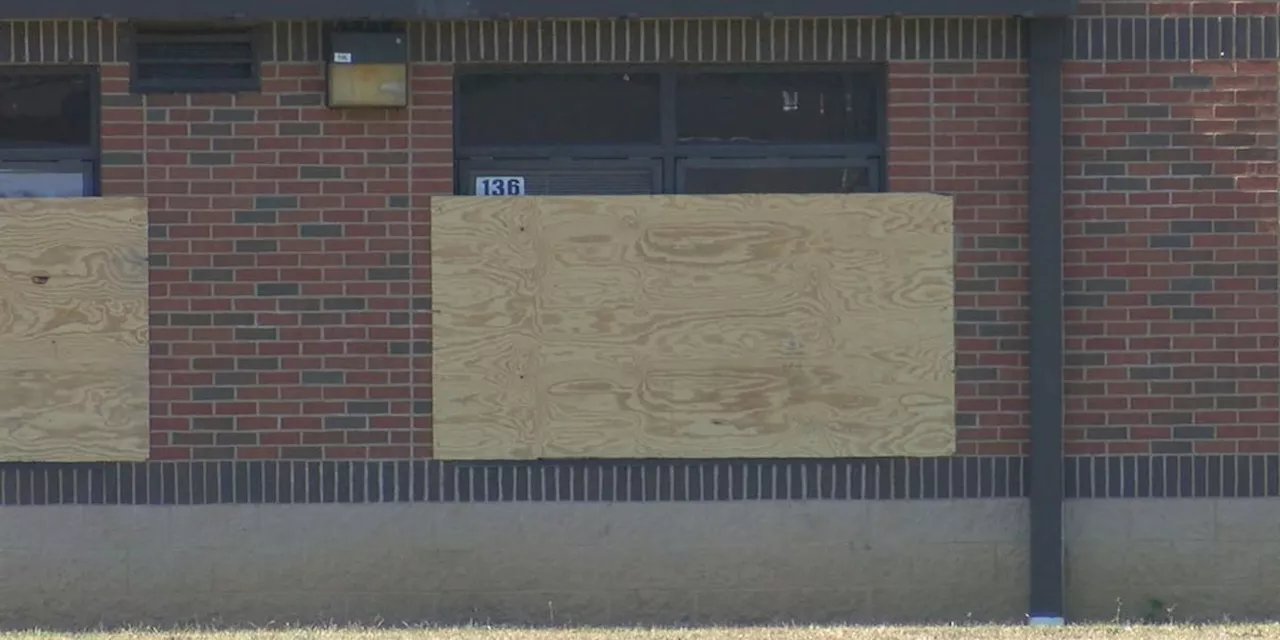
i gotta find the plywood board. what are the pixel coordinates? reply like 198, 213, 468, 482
0, 197, 150, 461
432, 194, 955, 460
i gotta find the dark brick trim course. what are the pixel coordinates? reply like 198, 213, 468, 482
0, 455, 1274, 505
0, 457, 1024, 505
5, 17, 1279, 64
1066, 454, 1280, 499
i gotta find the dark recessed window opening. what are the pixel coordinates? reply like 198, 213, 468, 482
458, 159, 662, 197
454, 65, 885, 196
0, 68, 97, 198
679, 162, 878, 195
0, 73, 93, 149
675, 71, 880, 145
456, 72, 662, 147
131, 24, 259, 94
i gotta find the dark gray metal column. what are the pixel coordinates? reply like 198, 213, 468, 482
1026, 16, 1066, 626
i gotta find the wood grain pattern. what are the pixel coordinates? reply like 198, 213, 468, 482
432, 194, 955, 460
0, 197, 150, 461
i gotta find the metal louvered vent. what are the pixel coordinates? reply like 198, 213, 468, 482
131, 25, 259, 94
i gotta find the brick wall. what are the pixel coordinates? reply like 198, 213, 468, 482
100, 62, 451, 460
1062, 59, 1280, 456
888, 60, 1032, 455
80, 16, 1280, 462
99, 56, 1040, 461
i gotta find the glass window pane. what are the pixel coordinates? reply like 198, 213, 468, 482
675, 71, 879, 144
0, 72, 93, 149
457, 72, 661, 146
680, 165, 875, 194
0, 164, 89, 197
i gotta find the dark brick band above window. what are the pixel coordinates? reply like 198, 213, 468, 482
10, 18, 1280, 66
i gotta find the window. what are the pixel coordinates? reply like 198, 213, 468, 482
458, 159, 661, 196
675, 71, 879, 145
457, 72, 661, 147
454, 65, 884, 195
678, 159, 878, 195
0, 69, 97, 198
130, 24, 260, 94
0, 162, 93, 197
0, 72, 93, 149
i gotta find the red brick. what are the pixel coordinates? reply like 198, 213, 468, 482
889, 60, 1031, 453
89, 32, 1280, 462
100, 62, 442, 460
1063, 59, 1280, 455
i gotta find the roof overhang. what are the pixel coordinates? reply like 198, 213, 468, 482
0, 0, 1078, 20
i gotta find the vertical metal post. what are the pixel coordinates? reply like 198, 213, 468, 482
1026, 15, 1066, 626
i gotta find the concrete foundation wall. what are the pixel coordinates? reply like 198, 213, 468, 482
0, 499, 1275, 629
1066, 499, 1280, 622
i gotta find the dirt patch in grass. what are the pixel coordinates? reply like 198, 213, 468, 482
6, 625, 1280, 640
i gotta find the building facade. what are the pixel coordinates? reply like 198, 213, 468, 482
0, 0, 1278, 628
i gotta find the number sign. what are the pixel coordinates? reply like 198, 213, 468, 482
475, 176, 526, 196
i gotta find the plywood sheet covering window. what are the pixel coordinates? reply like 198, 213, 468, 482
432, 194, 956, 460
0, 197, 150, 462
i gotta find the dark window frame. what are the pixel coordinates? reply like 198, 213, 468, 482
0, 66, 100, 197
127, 22, 263, 94
454, 63, 886, 195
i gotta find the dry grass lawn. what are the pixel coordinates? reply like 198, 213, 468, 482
6, 626, 1280, 640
